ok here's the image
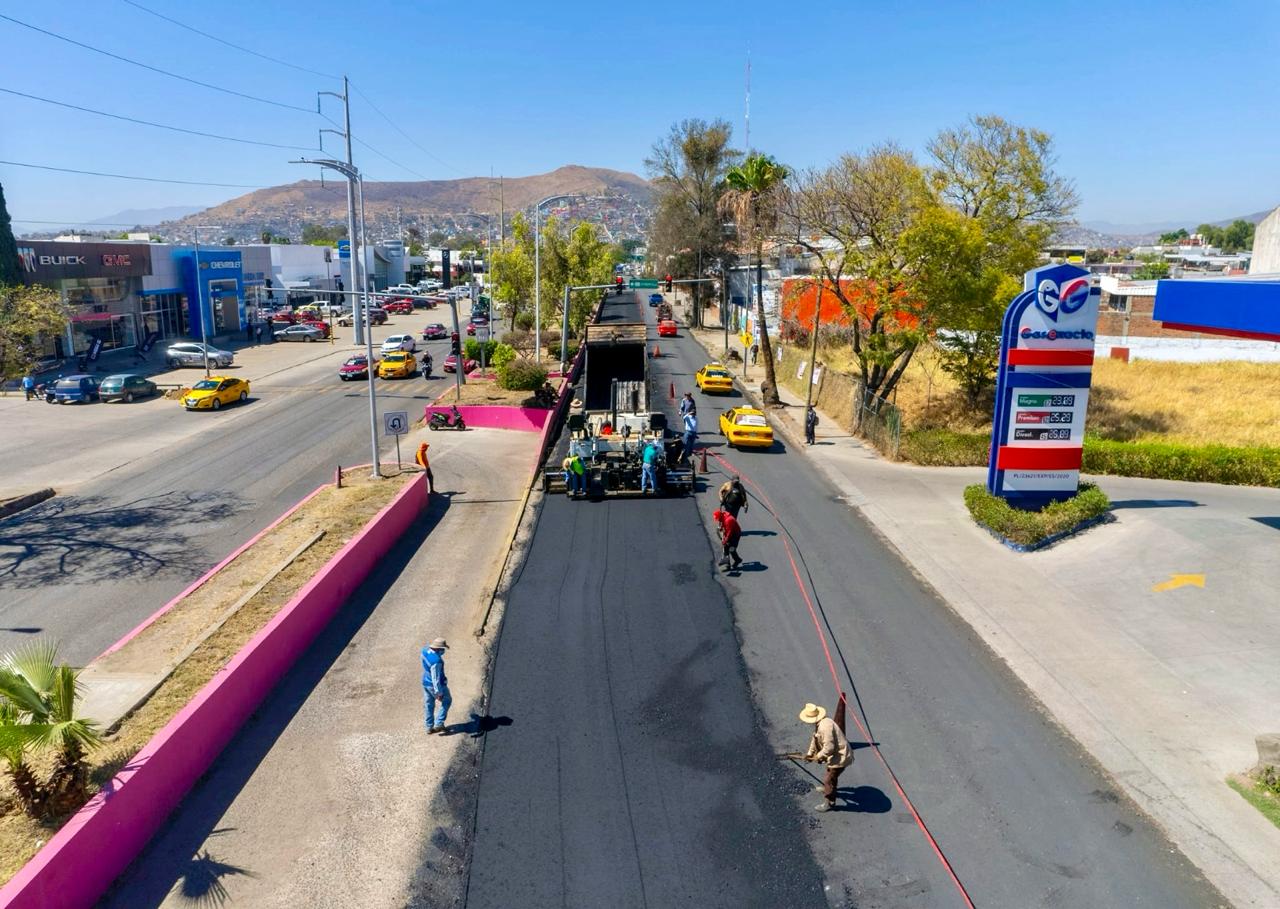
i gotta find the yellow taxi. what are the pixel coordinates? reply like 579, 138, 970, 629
377, 350, 417, 379
183, 376, 250, 411
719, 406, 774, 449
695, 363, 735, 394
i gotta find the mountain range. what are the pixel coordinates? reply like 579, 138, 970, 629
1064, 207, 1276, 247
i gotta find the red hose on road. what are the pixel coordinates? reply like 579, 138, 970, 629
709, 449, 977, 909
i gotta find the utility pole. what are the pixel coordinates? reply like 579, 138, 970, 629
804, 277, 824, 415
319, 76, 363, 345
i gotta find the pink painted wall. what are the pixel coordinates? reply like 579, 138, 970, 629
423, 404, 550, 432
0, 474, 429, 909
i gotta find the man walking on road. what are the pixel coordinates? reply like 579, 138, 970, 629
713, 508, 742, 570
21, 374, 35, 401
422, 639, 451, 735
750, 342, 759, 365
718, 475, 748, 518
679, 391, 696, 419
800, 702, 853, 812
681, 410, 698, 463
805, 406, 819, 445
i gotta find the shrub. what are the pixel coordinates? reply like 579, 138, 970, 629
901, 429, 990, 466
1082, 437, 1280, 487
501, 329, 533, 352
464, 339, 498, 362
490, 342, 517, 371
498, 357, 548, 391
963, 483, 1110, 549
515, 312, 534, 331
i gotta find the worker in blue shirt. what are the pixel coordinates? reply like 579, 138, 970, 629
681, 410, 698, 463
421, 638, 451, 735
640, 440, 659, 494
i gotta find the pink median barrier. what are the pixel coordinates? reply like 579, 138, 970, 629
423, 404, 550, 433
0, 473, 429, 909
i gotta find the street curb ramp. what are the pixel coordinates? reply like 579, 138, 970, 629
0, 473, 430, 909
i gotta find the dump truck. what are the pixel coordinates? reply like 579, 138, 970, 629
543, 322, 695, 496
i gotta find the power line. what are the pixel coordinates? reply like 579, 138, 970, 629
316, 110, 428, 182
0, 87, 319, 151
0, 12, 315, 114
350, 83, 466, 176
0, 159, 264, 189
120, 0, 340, 80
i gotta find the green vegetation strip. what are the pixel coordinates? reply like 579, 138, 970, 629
902, 430, 1280, 487
963, 483, 1111, 549
1227, 775, 1280, 831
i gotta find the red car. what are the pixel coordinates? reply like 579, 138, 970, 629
338, 354, 374, 381
657, 319, 678, 337
384, 299, 414, 314
422, 323, 448, 340
443, 353, 478, 373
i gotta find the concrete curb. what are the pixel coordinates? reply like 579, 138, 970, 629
0, 474, 429, 909
0, 488, 55, 521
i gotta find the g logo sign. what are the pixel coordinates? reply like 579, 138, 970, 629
1035, 277, 1091, 322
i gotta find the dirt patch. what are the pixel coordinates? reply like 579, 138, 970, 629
0, 471, 416, 885
428, 374, 561, 409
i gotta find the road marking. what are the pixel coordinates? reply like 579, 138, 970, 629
1152, 573, 1205, 592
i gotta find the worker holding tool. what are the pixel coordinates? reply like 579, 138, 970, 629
640, 439, 660, 494
799, 702, 853, 812
713, 508, 742, 571
421, 639, 452, 735
563, 452, 587, 496
718, 475, 748, 518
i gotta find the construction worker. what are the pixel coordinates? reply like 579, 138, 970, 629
563, 452, 586, 496
805, 406, 819, 445
421, 639, 452, 735
718, 475, 748, 518
640, 439, 660, 494
681, 410, 698, 463
713, 508, 742, 570
415, 442, 435, 489
799, 702, 853, 812
679, 391, 696, 419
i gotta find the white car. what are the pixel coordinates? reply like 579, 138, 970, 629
387, 283, 417, 295
381, 333, 417, 354
417, 280, 441, 292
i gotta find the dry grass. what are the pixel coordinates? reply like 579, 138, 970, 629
812, 342, 1280, 448
0, 472, 414, 885
428, 374, 561, 409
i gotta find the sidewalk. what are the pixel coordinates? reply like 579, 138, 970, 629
103, 426, 537, 908
688, 323, 1280, 908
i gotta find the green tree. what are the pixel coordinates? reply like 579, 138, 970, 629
301, 223, 347, 246
0, 183, 19, 286
1222, 219, 1255, 253
645, 118, 740, 327
0, 642, 101, 817
1132, 258, 1170, 280
1158, 228, 1189, 244
490, 213, 536, 330
721, 152, 789, 405
0, 283, 69, 381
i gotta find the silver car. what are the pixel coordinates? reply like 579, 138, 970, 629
165, 342, 234, 369
275, 323, 327, 342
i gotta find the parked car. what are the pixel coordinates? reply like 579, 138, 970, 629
387, 284, 418, 296
649, 293, 664, 306
275, 323, 327, 342
296, 315, 331, 337
381, 334, 417, 354
422, 323, 448, 340
718, 406, 774, 449
383, 300, 414, 315
657, 319, 678, 337
99, 373, 158, 403
417, 280, 442, 292
443, 353, 477, 374
183, 376, 250, 411
47, 374, 100, 404
265, 308, 297, 324
336, 306, 387, 327
165, 342, 234, 369
339, 354, 373, 381
377, 351, 417, 379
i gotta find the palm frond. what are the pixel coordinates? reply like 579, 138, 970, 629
51, 665, 82, 725
0, 669, 48, 718
1, 640, 60, 696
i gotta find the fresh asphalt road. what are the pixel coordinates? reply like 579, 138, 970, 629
0, 328, 457, 666
467, 291, 1222, 908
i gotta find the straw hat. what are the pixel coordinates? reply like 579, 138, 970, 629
798, 703, 826, 724
428, 638, 449, 651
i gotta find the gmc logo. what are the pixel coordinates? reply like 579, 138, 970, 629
102, 254, 132, 267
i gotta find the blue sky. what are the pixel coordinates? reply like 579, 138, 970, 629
2, 0, 1278, 229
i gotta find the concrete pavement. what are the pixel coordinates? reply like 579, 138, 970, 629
687, 318, 1280, 907
103, 426, 536, 909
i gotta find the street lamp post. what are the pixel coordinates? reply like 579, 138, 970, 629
291, 158, 381, 479
192, 224, 221, 377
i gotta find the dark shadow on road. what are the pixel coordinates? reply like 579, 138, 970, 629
466, 714, 513, 739
740, 530, 778, 537
1110, 499, 1203, 510
0, 491, 248, 589
168, 830, 256, 908
836, 785, 892, 814
99, 501, 449, 909
1250, 517, 1280, 531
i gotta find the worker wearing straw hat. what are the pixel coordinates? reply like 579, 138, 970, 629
422, 639, 452, 735
799, 702, 853, 812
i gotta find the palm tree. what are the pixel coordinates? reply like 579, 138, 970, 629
720, 153, 789, 405
0, 642, 101, 816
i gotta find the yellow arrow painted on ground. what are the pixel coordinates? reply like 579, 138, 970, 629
1152, 574, 1205, 592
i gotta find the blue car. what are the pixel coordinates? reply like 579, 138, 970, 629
47, 374, 100, 404
648, 293, 664, 306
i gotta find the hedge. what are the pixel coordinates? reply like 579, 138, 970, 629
963, 483, 1111, 549
900, 430, 1280, 487
498, 357, 548, 391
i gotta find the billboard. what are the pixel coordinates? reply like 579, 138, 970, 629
987, 264, 1101, 508
16, 241, 153, 282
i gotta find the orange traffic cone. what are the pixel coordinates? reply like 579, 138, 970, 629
653, 344, 662, 358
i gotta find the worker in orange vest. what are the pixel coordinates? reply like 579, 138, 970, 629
415, 442, 434, 489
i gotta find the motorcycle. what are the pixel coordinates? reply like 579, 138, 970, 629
428, 405, 466, 431
421, 353, 434, 377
